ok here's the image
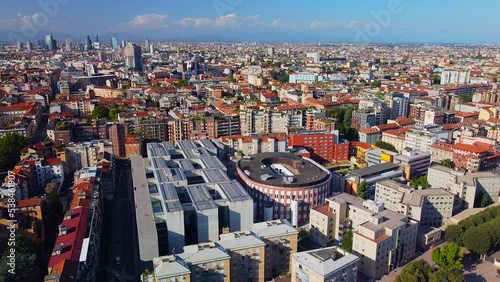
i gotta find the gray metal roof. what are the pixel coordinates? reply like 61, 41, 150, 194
349, 162, 400, 178
159, 183, 183, 212
186, 185, 218, 211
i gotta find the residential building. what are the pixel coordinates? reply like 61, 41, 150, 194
139, 118, 168, 142
152, 256, 191, 282
375, 180, 454, 227
430, 141, 454, 163
289, 130, 349, 163
404, 127, 451, 153
381, 128, 409, 153
352, 110, 376, 130
109, 123, 126, 158
322, 193, 418, 279
177, 242, 231, 282
291, 247, 359, 282
440, 69, 470, 85
428, 165, 500, 209
17, 154, 64, 195
217, 134, 287, 157
45, 166, 108, 282
452, 142, 496, 172
359, 128, 381, 145
218, 231, 266, 282
65, 140, 113, 173
251, 220, 298, 278
309, 203, 335, 247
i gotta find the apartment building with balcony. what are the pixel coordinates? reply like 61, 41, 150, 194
177, 242, 231, 282
251, 220, 298, 278
218, 231, 266, 282
323, 193, 418, 279
393, 149, 431, 180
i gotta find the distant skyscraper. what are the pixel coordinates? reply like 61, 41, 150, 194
111, 37, 118, 49
45, 34, 56, 50
17, 42, 23, 51
268, 47, 274, 56
37, 39, 46, 50
26, 41, 33, 51
65, 39, 71, 52
85, 35, 92, 51
149, 44, 154, 54
95, 34, 99, 43
120, 40, 126, 48
145, 38, 150, 49
124, 43, 142, 71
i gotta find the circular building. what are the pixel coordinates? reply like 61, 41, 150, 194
237, 152, 332, 226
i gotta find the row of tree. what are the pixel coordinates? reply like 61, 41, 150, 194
395, 259, 464, 282
445, 206, 500, 256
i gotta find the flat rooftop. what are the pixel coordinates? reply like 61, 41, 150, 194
131, 156, 159, 262
238, 152, 330, 187
292, 247, 359, 276
349, 162, 400, 178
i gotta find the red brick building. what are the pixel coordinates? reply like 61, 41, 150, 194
288, 131, 349, 163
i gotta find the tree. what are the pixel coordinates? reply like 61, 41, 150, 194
298, 228, 308, 240
375, 141, 398, 153
370, 81, 381, 88
431, 243, 464, 270
480, 194, 491, 208
0, 237, 41, 282
463, 227, 491, 256
358, 181, 370, 200
429, 267, 465, 282
0, 132, 28, 172
410, 175, 430, 189
444, 225, 464, 246
175, 79, 188, 87
277, 73, 289, 83
458, 94, 472, 103
343, 108, 353, 130
439, 159, 454, 168
395, 260, 433, 282
340, 230, 353, 252
413, 77, 422, 84
91, 105, 110, 120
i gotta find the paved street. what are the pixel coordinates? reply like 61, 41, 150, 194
105, 159, 140, 282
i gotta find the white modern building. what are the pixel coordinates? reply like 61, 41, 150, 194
132, 140, 254, 263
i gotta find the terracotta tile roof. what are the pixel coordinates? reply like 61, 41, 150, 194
453, 143, 489, 153
359, 128, 380, 134
350, 141, 372, 150
312, 203, 334, 216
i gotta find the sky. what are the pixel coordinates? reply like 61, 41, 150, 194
0, 0, 499, 43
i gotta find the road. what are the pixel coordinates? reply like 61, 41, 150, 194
107, 159, 140, 282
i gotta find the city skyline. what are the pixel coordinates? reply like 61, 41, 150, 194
0, 0, 500, 43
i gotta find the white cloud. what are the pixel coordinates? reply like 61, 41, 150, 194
0, 13, 51, 31
309, 20, 345, 29
272, 18, 281, 28
180, 17, 213, 28
177, 14, 264, 29
112, 14, 169, 30
347, 20, 365, 29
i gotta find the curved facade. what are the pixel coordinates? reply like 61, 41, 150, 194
237, 152, 332, 226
